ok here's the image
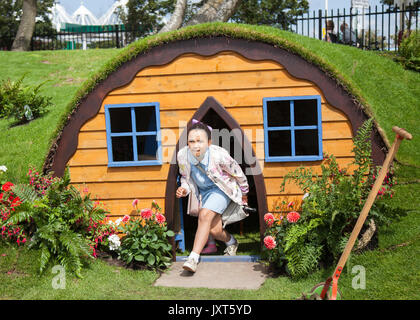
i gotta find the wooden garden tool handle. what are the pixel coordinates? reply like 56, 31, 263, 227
325, 126, 413, 300
392, 126, 412, 140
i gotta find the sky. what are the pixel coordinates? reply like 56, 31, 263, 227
58, 0, 385, 19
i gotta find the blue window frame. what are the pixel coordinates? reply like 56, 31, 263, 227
263, 95, 323, 162
104, 102, 162, 167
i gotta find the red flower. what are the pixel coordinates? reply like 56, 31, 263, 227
140, 208, 153, 220
0, 193, 3, 201
155, 213, 166, 224
122, 215, 130, 222
11, 197, 21, 208
2, 182, 13, 192
264, 213, 275, 227
264, 236, 276, 250
287, 211, 300, 223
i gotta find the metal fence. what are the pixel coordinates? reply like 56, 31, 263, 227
1, 4, 419, 52
292, 3, 419, 51
29, 25, 146, 51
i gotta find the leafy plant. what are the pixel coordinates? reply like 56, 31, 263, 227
1, 167, 115, 278
262, 118, 407, 278
117, 201, 174, 270
398, 30, 420, 71
0, 73, 52, 124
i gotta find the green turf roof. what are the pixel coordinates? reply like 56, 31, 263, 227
49, 22, 420, 164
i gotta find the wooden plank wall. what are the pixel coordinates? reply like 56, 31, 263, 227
67, 51, 355, 219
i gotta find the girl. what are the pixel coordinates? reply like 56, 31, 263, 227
176, 120, 249, 273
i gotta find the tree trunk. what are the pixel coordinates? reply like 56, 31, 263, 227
186, 0, 242, 26
12, 0, 37, 51
159, 0, 187, 33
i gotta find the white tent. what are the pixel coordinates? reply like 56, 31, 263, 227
49, 3, 75, 31
72, 3, 99, 25
99, 0, 129, 25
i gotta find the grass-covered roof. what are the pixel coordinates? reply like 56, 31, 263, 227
0, 22, 418, 183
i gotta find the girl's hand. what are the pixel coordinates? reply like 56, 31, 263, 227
176, 187, 187, 198
242, 195, 248, 205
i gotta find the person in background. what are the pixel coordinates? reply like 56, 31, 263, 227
325, 20, 338, 43
339, 22, 359, 46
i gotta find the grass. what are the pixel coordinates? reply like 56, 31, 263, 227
1, 23, 419, 184
0, 23, 419, 300
1, 181, 418, 300
0, 49, 121, 183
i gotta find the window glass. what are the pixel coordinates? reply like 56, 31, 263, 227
295, 129, 319, 155
112, 136, 133, 161
268, 130, 291, 157
267, 100, 290, 127
135, 106, 156, 132
109, 108, 132, 133
137, 135, 158, 161
294, 99, 318, 126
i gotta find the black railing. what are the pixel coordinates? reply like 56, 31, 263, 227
1, 4, 418, 52
28, 25, 148, 51
292, 3, 419, 51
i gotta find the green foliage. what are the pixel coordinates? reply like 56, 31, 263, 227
116, 0, 174, 38
2, 167, 114, 278
263, 119, 408, 279
398, 30, 420, 71
0, 74, 52, 125
231, 0, 309, 30
117, 202, 174, 270
0, 0, 55, 50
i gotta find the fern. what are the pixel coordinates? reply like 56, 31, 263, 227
11, 184, 38, 203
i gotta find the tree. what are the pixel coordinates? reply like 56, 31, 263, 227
230, 0, 309, 30
185, 0, 242, 26
12, 0, 37, 51
159, 0, 187, 33
118, 0, 175, 39
4, 0, 54, 51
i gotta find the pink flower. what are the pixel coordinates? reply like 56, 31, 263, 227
264, 213, 275, 227
155, 213, 166, 224
122, 215, 130, 222
287, 201, 294, 208
1, 182, 13, 192
264, 236, 276, 250
140, 208, 153, 220
287, 211, 300, 223
132, 199, 139, 208
83, 187, 89, 194
377, 187, 386, 196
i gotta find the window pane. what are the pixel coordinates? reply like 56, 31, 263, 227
112, 136, 133, 161
294, 99, 318, 126
109, 108, 132, 133
135, 106, 156, 132
267, 100, 290, 127
268, 130, 291, 157
295, 130, 319, 156
137, 135, 158, 161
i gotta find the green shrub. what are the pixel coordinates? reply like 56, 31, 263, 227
116, 201, 174, 270
1, 167, 116, 278
398, 30, 420, 71
0, 74, 52, 124
262, 119, 407, 278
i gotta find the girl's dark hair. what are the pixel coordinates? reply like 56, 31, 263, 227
187, 121, 211, 141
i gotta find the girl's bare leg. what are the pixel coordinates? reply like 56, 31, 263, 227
192, 208, 230, 254
209, 214, 231, 243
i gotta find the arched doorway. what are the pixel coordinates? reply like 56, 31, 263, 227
165, 97, 268, 259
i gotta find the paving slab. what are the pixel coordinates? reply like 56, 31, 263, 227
153, 261, 270, 290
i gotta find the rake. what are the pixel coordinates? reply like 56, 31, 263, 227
307, 126, 412, 300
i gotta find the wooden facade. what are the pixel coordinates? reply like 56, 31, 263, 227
46, 37, 387, 246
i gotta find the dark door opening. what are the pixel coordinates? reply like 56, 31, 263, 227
175, 108, 260, 256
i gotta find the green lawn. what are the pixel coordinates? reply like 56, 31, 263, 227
0, 24, 419, 300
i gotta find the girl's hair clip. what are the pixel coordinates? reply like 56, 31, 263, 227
192, 118, 212, 132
